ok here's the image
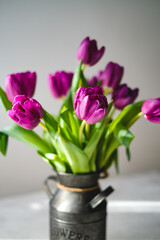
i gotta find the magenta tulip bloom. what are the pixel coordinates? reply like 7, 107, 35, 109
48, 71, 73, 98
74, 86, 108, 124
141, 98, 160, 124
112, 84, 139, 110
8, 95, 43, 130
77, 37, 105, 66
5, 71, 37, 102
99, 62, 124, 92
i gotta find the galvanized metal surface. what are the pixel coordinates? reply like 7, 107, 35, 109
1, 171, 160, 239
44, 172, 114, 240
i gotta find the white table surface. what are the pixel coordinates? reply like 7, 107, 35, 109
0, 171, 160, 240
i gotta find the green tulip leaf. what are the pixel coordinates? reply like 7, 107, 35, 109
68, 111, 80, 141
60, 108, 80, 146
0, 87, 12, 111
89, 149, 97, 172
126, 147, 131, 161
99, 101, 143, 168
38, 151, 66, 172
107, 101, 144, 136
60, 90, 73, 112
114, 123, 135, 149
42, 130, 56, 153
0, 132, 8, 156
55, 131, 90, 173
59, 117, 73, 141
114, 149, 119, 173
79, 70, 88, 88
114, 123, 134, 161
42, 109, 58, 136
1, 125, 51, 154
99, 136, 120, 169
105, 148, 118, 171
60, 108, 70, 127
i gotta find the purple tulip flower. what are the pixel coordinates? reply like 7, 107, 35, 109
99, 62, 124, 92
141, 98, 160, 124
73, 86, 108, 124
87, 76, 99, 87
8, 95, 43, 130
112, 84, 139, 110
77, 37, 105, 66
5, 71, 37, 102
48, 71, 73, 98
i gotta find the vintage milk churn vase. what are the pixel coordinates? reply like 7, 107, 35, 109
1, 37, 159, 240
44, 172, 114, 240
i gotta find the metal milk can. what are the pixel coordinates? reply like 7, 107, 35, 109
44, 172, 114, 240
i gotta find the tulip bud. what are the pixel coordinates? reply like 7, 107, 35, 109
141, 98, 160, 124
5, 71, 37, 102
8, 95, 43, 130
77, 37, 105, 66
112, 84, 139, 110
99, 62, 124, 93
74, 86, 108, 124
48, 71, 73, 98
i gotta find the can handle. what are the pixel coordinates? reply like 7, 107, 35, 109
43, 175, 57, 199
88, 186, 114, 209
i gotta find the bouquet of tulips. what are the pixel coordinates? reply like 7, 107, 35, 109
0, 37, 160, 174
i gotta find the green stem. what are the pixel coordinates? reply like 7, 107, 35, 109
81, 64, 87, 71
103, 86, 113, 96
100, 138, 120, 169
79, 120, 86, 146
85, 123, 90, 139
106, 106, 116, 124
127, 112, 143, 128
39, 121, 47, 131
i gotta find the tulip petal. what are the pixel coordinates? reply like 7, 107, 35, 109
5, 75, 21, 102
99, 62, 124, 91
114, 97, 133, 110
73, 87, 85, 110
48, 71, 73, 98
19, 117, 40, 130
13, 110, 26, 120
74, 86, 108, 124
101, 62, 114, 87
77, 38, 90, 64
79, 95, 99, 119
5, 72, 36, 102
142, 98, 160, 115
86, 108, 106, 124
141, 98, 160, 124
8, 110, 19, 122
87, 76, 98, 87
113, 84, 139, 110
48, 75, 60, 98
112, 64, 124, 89
24, 99, 43, 118
23, 72, 37, 97
113, 84, 128, 99
146, 115, 160, 124
13, 95, 28, 105
8, 96, 43, 130
90, 46, 105, 66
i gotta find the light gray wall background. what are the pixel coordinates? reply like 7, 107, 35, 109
0, 0, 160, 197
